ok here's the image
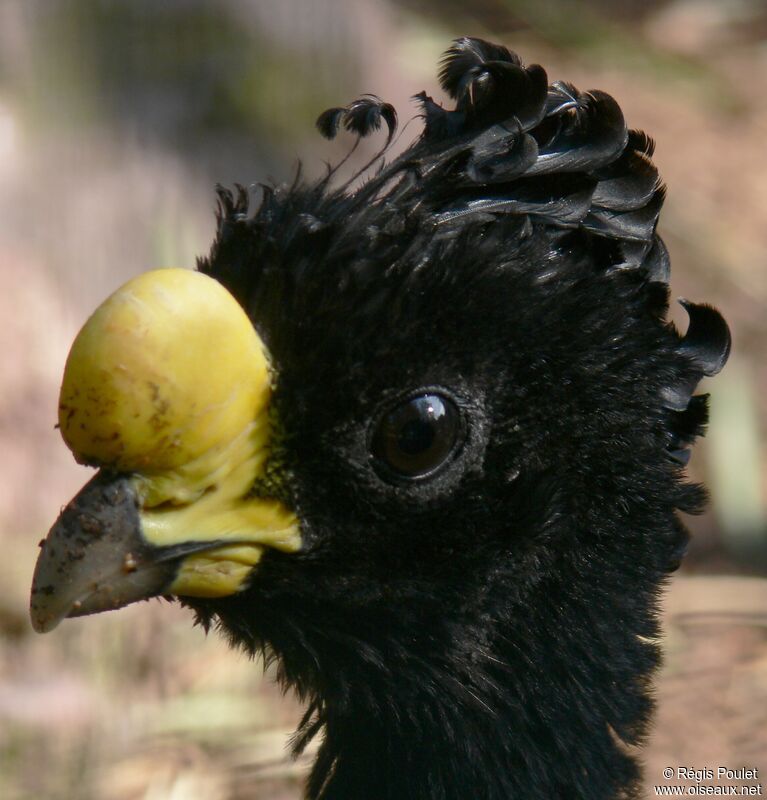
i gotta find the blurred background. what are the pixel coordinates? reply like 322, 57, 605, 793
1, 1, 765, 798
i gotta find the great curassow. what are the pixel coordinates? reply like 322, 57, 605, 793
31, 38, 730, 799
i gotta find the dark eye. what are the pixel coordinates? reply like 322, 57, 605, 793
371, 393, 461, 480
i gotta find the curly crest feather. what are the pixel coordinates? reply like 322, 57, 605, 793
195, 38, 730, 800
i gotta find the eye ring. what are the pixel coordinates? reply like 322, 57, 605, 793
370, 390, 464, 483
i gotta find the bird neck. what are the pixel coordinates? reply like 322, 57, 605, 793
303, 583, 654, 800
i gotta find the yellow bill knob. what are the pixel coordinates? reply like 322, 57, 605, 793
32, 267, 301, 631
58, 268, 270, 472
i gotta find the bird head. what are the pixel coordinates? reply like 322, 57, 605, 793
31, 38, 730, 798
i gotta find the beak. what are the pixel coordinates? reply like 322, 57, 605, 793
30, 469, 299, 633
31, 473, 179, 632
30, 268, 300, 633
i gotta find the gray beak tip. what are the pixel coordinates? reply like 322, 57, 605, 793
29, 473, 177, 633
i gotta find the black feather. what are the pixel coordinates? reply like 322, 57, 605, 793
438, 37, 520, 99
640, 236, 671, 283
630, 129, 656, 157
666, 394, 710, 466
583, 185, 665, 242
527, 91, 628, 176
414, 91, 465, 141
660, 376, 701, 412
316, 107, 346, 140
464, 124, 539, 184
591, 136, 660, 212
677, 300, 732, 376
344, 95, 398, 142
464, 61, 549, 130
437, 38, 548, 132
544, 81, 581, 117
670, 395, 710, 446
434, 173, 597, 226
316, 96, 398, 143
659, 301, 730, 413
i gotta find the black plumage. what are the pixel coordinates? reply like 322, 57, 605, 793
317, 95, 398, 143
189, 38, 731, 799
37, 37, 731, 800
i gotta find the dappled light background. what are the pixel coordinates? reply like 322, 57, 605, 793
1, 1, 765, 798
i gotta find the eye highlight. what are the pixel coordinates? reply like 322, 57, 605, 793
371, 393, 461, 481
